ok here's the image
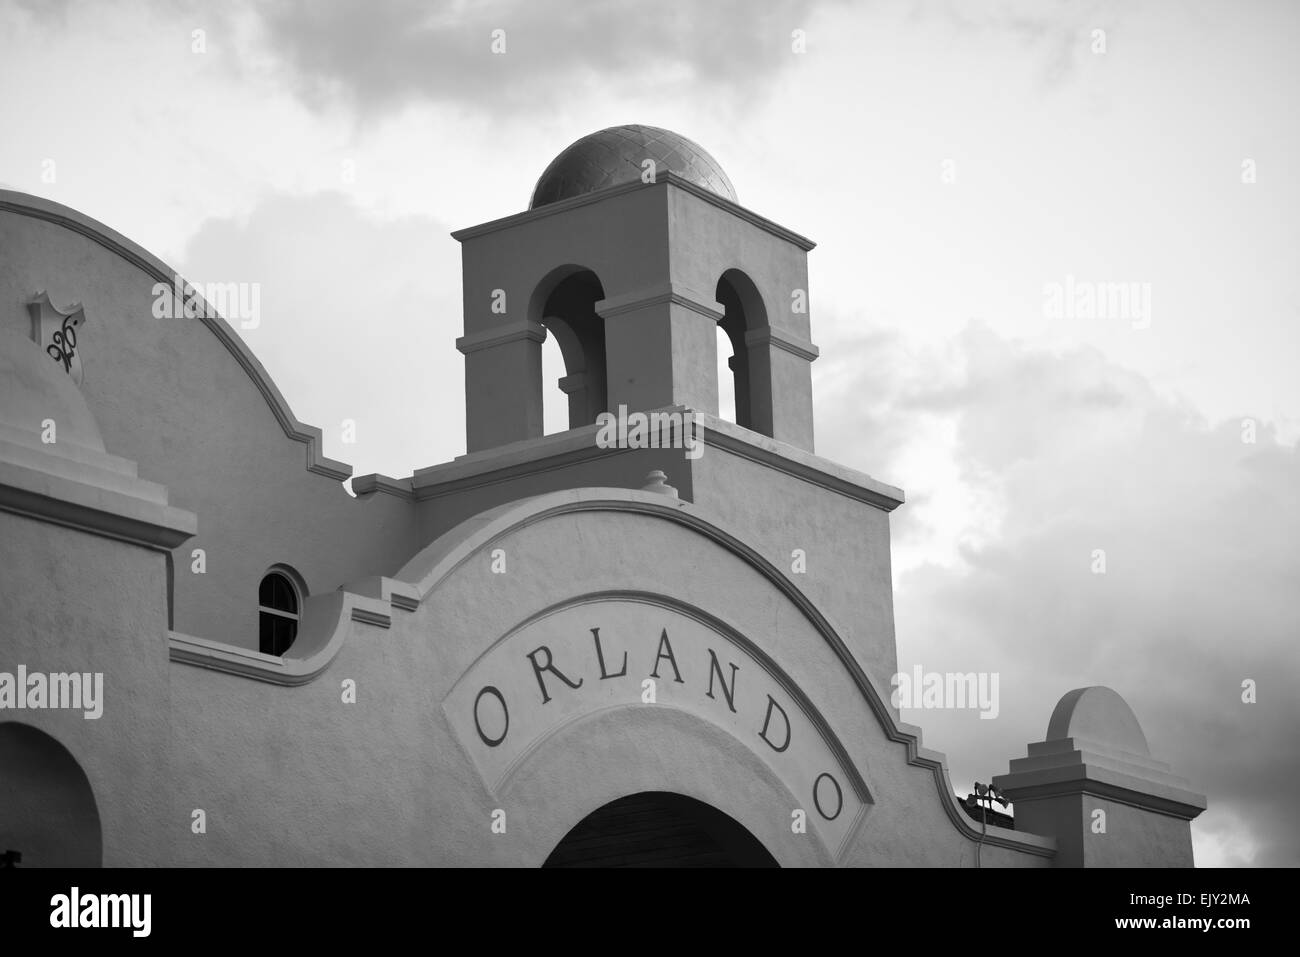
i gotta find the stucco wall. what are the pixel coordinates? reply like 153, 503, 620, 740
690, 444, 900, 704
0, 511, 171, 866
665, 185, 807, 318
412, 444, 696, 546
405, 420, 901, 705
1015, 794, 1195, 868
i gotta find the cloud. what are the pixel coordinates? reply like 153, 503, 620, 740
253, 0, 830, 116
178, 191, 466, 478
926, 0, 1117, 90
816, 321, 1300, 866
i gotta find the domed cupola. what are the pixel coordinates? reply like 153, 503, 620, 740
530, 125, 737, 209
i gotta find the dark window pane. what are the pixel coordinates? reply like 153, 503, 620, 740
275, 616, 297, 655
259, 611, 298, 656
280, 575, 297, 614
259, 611, 274, 655
259, 572, 301, 653
259, 572, 298, 614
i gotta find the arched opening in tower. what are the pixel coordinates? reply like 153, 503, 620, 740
716, 269, 772, 437
538, 267, 608, 433
716, 323, 737, 422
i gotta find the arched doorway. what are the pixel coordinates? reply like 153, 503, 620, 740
0, 722, 102, 867
543, 792, 778, 868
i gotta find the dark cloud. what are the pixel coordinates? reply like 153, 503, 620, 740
817, 321, 1300, 865
253, 0, 830, 115
9, 0, 75, 21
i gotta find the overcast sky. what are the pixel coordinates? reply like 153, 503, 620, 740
3, 0, 1297, 866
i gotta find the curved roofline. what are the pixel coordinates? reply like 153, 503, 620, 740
0, 189, 352, 481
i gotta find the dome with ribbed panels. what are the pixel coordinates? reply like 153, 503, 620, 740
530, 125, 737, 209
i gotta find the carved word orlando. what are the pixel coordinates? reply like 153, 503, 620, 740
468, 624, 846, 823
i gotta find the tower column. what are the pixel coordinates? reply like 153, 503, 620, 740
993, 687, 1206, 867
598, 283, 722, 415
457, 319, 547, 452
743, 327, 819, 450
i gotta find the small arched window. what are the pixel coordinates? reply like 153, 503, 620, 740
258, 569, 302, 656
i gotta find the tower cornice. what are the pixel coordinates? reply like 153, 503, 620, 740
451, 173, 817, 252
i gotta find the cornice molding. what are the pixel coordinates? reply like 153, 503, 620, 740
450, 173, 817, 252
996, 777, 1206, 821
994, 743, 1207, 821
395, 407, 904, 512
350, 473, 416, 500
596, 282, 724, 322
744, 326, 820, 362
700, 415, 903, 511
0, 434, 195, 551
455, 319, 547, 355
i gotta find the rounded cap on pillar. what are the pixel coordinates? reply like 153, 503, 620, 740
530, 125, 737, 209
1045, 686, 1151, 756
640, 469, 678, 498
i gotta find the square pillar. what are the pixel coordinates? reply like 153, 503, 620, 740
456, 320, 547, 452
598, 284, 722, 416
744, 327, 818, 451
993, 687, 1206, 867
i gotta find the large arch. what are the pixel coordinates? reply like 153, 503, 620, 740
443, 589, 872, 864
498, 705, 834, 866
0, 722, 103, 867
544, 791, 779, 867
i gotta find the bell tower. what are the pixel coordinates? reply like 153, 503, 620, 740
452, 124, 820, 454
